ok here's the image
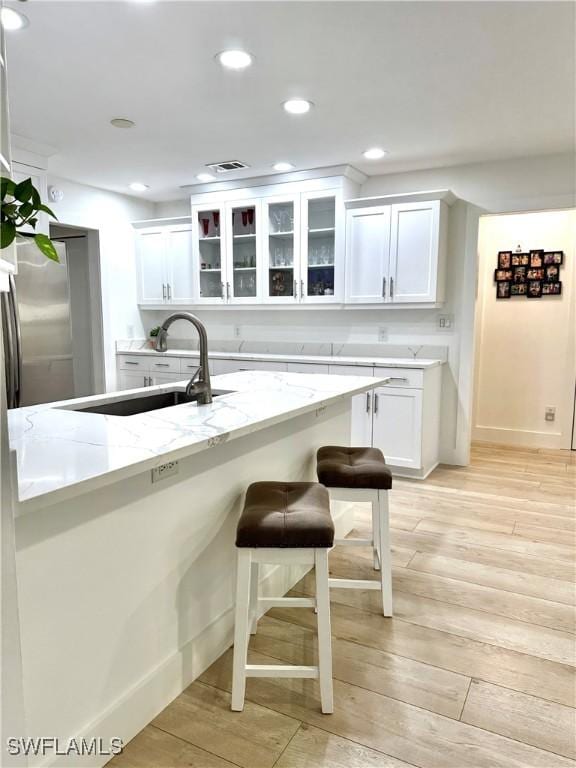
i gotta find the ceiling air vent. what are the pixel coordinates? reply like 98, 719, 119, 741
206, 160, 250, 173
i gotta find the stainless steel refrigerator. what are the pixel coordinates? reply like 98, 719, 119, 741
1, 241, 75, 408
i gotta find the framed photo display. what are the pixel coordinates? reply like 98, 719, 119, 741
496, 250, 564, 299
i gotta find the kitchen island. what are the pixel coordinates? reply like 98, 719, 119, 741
9, 370, 382, 767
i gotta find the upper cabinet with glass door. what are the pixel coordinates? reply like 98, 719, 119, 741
262, 197, 299, 303
193, 206, 225, 304
226, 200, 260, 303
300, 192, 341, 303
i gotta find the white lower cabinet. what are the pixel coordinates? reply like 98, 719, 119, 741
373, 386, 423, 469
118, 370, 150, 390
328, 363, 441, 478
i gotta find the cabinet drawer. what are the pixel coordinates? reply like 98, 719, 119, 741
146, 356, 181, 374
287, 362, 329, 374
373, 367, 423, 388
180, 356, 201, 374
328, 364, 374, 377
118, 355, 149, 371
236, 360, 288, 372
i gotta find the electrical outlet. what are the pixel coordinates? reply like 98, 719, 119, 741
438, 315, 453, 330
378, 326, 388, 342
234, 325, 242, 338
151, 461, 179, 483
545, 407, 556, 422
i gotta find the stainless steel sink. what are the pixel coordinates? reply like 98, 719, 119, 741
65, 389, 234, 417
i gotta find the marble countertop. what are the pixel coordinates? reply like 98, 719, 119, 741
117, 347, 442, 369
9, 370, 385, 509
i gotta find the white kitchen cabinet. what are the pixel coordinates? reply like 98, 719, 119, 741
193, 205, 226, 304
373, 386, 423, 469
149, 371, 184, 386
300, 192, 342, 303
118, 370, 150, 390
344, 196, 448, 305
389, 201, 445, 303
262, 196, 300, 303
345, 206, 391, 303
286, 362, 329, 374
135, 221, 194, 306
328, 364, 374, 445
225, 199, 262, 303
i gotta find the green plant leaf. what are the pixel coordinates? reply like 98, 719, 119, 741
19, 202, 34, 219
14, 178, 34, 203
1, 177, 16, 199
31, 187, 41, 207
28, 217, 38, 228
38, 203, 58, 220
34, 233, 60, 262
1, 221, 16, 249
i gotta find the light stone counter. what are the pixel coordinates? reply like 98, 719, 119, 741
9, 370, 384, 507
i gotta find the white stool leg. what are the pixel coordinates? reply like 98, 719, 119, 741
378, 490, 393, 616
371, 495, 380, 571
315, 548, 334, 714
231, 549, 252, 711
249, 561, 259, 635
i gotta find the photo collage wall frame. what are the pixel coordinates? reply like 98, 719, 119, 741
495, 249, 564, 299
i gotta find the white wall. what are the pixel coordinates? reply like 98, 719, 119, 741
48, 177, 155, 390
473, 209, 576, 449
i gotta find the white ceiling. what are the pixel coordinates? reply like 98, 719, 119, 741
6, 0, 575, 202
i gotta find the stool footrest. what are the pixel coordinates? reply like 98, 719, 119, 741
329, 577, 382, 590
258, 597, 315, 609
245, 665, 319, 679
334, 537, 373, 547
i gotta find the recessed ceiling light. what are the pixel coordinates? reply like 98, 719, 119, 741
129, 182, 149, 192
111, 118, 135, 129
217, 50, 253, 70
272, 162, 295, 172
363, 147, 387, 160
196, 173, 215, 183
283, 99, 313, 115
0, 7, 29, 30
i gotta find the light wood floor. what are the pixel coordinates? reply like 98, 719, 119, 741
110, 443, 576, 768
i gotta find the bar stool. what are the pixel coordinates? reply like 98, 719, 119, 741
317, 446, 393, 617
231, 481, 335, 714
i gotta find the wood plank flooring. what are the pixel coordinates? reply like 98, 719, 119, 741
110, 443, 576, 768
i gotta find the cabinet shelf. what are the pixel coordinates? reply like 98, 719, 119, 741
200, 268, 221, 273
269, 231, 294, 238
233, 233, 256, 239
308, 227, 335, 236
199, 236, 220, 242
234, 267, 256, 271
308, 263, 335, 268
269, 265, 294, 270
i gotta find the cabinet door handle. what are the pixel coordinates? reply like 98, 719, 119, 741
300, 280, 304, 300
125, 361, 139, 366
144, 376, 148, 386
387, 376, 409, 384
167, 284, 172, 300
162, 284, 167, 300
221, 282, 225, 299
154, 363, 170, 367
390, 277, 394, 299
382, 277, 386, 297
226, 282, 231, 300
293, 280, 298, 300
374, 393, 379, 413
366, 391, 371, 413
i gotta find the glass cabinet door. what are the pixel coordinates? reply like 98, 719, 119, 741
303, 195, 337, 301
196, 208, 224, 301
227, 202, 259, 302
263, 198, 299, 302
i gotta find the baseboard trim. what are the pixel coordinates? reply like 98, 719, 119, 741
472, 425, 568, 450
390, 461, 440, 480
42, 504, 355, 768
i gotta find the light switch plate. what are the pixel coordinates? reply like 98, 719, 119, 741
545, 407, 556, 422
151, 461, 179, 483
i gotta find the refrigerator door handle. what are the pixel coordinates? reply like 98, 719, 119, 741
1, 291, 16, 408
9, 276, 22, 407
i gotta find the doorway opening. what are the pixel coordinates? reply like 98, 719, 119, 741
472, 208, 576, 452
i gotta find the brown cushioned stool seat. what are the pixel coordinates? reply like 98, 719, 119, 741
317, 446, 393, 490
236, 482, 334, 549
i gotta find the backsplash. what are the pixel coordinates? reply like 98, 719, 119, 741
117, 337, 448, 361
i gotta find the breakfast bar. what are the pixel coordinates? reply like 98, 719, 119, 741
8, 370, 384, 765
